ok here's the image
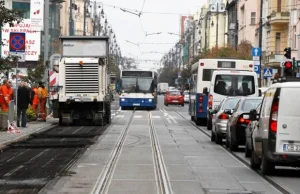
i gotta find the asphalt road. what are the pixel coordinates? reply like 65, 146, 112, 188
39, 95, 300, 194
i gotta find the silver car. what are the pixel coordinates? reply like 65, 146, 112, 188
211, 97, 241, 144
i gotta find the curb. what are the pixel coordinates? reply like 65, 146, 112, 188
0, 121, 58, 151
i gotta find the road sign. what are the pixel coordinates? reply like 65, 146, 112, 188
297, 73, 300, 78
263, 68, 273, 78
10, 52, 25, 62
252, 56, 259, 61
9, 32, 26, 53
296, 60, 300, 68
252, 47, 261, 57
254, 65, 260, 74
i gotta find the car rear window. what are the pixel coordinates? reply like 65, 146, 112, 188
222, 98, 241, 110
241, 99, 262, 112
169, 91, 181, 95
279, 88, 300, 116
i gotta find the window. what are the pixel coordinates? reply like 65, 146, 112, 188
12, 2, 30, 19
241, 99, 262, 112
293, 26, 297, 49
222, 98, 241, 110
202, 69, 216, 81
275, 32, 281, 54
251, 12, 256, 25
213, 74, 255, 96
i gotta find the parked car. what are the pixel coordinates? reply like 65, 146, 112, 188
164, 90, 184, 106
248, 81, 300, 175
244, 104, 261, 157
183, 91, 189, 103
226, 97, 262, 151
211, 97, 241, 144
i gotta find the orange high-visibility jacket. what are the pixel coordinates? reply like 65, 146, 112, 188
32, 88, 39, 105
2, 85, 11, 103
0, 84, 4, 104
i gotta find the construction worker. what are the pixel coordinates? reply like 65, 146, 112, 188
1, 80, 13, 112
31, 85, 39, 115
0, 80, 7, 111
37, 82, 48, 121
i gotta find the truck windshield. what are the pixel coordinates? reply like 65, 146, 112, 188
121, 77, 154, 93
214, 74, 255, 96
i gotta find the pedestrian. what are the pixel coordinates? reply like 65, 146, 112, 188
0, 79, 7, 111
31, 84, 39, 115
17, 82, 31, 127
37, 82, 48, 121
1, 80, 13, 112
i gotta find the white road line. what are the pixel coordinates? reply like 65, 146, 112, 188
169, 116, 178, 124
166, 118, 172, 124
116, 115, 124, 118
133, 115, 143, 118
152, 116, 161, 119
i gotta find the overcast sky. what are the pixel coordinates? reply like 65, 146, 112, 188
101, 0, 205, 69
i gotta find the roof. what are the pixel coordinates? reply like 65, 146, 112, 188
212, 70, 256, 75
240, 96, 263, 100
271, 82, 300, 88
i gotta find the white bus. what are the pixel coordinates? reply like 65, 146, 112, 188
189, 58, 257, 126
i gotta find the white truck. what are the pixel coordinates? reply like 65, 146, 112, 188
157, 83, 169, 95
50, 36, 111, 126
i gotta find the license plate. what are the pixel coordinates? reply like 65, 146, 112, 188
133, 103, 140, 106
173, 100, 178, 102
283, 144, 300, 152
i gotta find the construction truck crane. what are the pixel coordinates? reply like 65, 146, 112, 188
50, 36, 111, 126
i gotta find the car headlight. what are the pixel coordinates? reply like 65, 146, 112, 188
121, 98, 125, 102
149, 99, 152, 102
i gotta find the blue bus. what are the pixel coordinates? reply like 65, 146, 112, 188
119, 69, 158, 110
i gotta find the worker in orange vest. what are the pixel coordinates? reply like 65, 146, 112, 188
1, 80, 13, 112
31, 85, 39, 114
0, 80, 7, 111
37, 82, 48, 121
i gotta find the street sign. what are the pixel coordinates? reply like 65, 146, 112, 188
297, 73, 300, 78
296, 60, 300, 68
252, 47, 261, 57
9, 32, 26, 53
263, 68, 273, 78
254, 65, 260, 75
10, 52, 25, 62
252, 56, 259, 61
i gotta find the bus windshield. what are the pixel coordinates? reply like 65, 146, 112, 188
121, 77, 154, 93
214, 74, 255, 96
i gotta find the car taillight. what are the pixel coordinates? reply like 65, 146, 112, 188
239, 117, 250, 124
199, 95, 203, 112
219, 113, 229, 120
270, 100, 279, 133
208, 95, 213, 109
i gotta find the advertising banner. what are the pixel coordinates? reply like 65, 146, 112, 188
30, 0, 44, 29
1, 19, 41, 61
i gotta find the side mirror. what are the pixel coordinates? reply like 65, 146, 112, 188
203, 87, 208, 95
249, 109, 259, 121
223, 109, 232, 115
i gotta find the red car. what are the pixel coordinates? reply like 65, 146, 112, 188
164, 90, 184, 106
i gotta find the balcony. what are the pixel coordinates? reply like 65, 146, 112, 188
268, 51, 284, 63
268, 12, 290, 25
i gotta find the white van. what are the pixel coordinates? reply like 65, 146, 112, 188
208, 70, 259, 111
248, 80, 300, 175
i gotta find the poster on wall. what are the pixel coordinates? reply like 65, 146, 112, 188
30, 0, 44, 29
1, 19, 41, 61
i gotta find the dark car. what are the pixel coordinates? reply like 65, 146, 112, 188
244, 104, 261, 157
226, 97, 262, 151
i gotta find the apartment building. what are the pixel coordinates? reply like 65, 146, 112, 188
289, 0, 300, 60
263, 0, 289, 70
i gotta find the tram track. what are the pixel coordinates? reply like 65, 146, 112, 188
173, 109, 295, 194
91, 109, 173, 194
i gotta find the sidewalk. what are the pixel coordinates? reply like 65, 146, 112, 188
0, 117, 58, 149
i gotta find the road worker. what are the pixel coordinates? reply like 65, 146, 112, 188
31, 85, 39, 114
1, 80, 13, 112
37, 82, 48, 121
0, 80, 7, 111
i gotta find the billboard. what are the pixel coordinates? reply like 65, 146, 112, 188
1, 19, 41, 61
30, 0, 44, 29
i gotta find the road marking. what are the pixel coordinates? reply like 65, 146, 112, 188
166, 118, 172, 124
134, 115, 143, 118
116, 115, 124, 118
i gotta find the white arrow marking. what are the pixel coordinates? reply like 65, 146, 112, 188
254, 48, 258, 55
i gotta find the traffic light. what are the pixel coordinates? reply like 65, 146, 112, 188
284, 47, 291, 59
283, 61, 293, 76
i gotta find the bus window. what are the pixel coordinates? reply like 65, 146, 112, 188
214, 74, 255, 96
202, 69, 215, 81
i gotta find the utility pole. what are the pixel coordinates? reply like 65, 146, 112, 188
69, 0, 73, 35
43, 0, 49, 83
216, 3, 219, 48
83, 0, 87, 36
258, 0, 263, 87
